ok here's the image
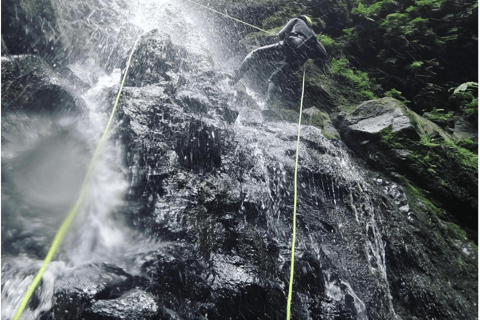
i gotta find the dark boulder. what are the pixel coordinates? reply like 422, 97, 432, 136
109, 27, 477, 319
334, 97, 478, 235
1, 0, 63, 64
1, 55, 86, 114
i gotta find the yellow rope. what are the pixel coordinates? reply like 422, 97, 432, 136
286, 65, 306, 320
183, 0, 276, 36
13, 34, 143, 320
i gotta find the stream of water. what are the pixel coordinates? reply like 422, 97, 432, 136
1, 0, 244, 317
1, 1, 402, 319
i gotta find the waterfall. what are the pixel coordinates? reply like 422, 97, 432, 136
2, 1, 476, 319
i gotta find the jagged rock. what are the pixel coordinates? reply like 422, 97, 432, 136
302, 107, 340, 139
1, 5, 477, 320
84, 289, 158, 320
51, 263, 135, 320
1, 55, 85, 114
334, 97, 477, 237
109, 27, 477, 319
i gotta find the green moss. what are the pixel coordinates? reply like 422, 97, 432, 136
415, 0, 446, 7
379, 127, 405, 149
381, 12, 409, 27
331, 57, 379, 100
406, 5, 417, 12
405, 182, 443, 216
410, 60, 424, 68
262, 15, 284, 29
309, 112, 326, 128
323, 132, 335, 140
455, 138, 478, 152
318, 34, 336, 47
343, 28, 355, 36
444, 139, 478, 169
422, 107, 454, 127
384, 88, 410, 103
447, 221, 468, 239
353, 0, 396, 16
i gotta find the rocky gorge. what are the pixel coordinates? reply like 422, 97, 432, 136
1, 1, 477, 320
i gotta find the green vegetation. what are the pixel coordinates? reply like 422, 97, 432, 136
422, 108, 454, 127
331, 57, 380, 100
405, 181, 443, 216
258, 0, 477, 117
352, 0, 397, 16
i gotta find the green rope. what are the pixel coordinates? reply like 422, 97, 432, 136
13, 33, 143, 320
183, 0, 276, 36
286, 65, 306, 320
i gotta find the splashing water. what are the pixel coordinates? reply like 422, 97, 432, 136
1, 70, 131, 320
1, 1, 226, 317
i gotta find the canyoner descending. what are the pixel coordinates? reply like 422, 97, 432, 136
229, 15, 328, 109
1, 0, 477, 320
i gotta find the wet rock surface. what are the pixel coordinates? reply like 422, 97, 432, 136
1, 14, 477, 320
1, 55, 86, 114
334, 97, 478, 237
1, 0, 63, 63
75, 29, 475, 320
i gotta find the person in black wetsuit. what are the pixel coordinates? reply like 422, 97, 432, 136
230, 15, 328, 104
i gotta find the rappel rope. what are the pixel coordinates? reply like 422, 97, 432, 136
15, 2, 306, 319
185, 2, 307, 316
286, 65, 306, 320
13, 33, 144, 320
183, 0, 276, 36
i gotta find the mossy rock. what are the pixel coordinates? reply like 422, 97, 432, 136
335, 97, 477, 240
302, 107, 340, 139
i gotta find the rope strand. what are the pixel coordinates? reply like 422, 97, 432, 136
13, 33, 144, 320
183, 0, 276, 36
286, 65, 307, 320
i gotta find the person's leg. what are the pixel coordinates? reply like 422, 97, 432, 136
230, 43, 284, 84
266, 52, 306, 105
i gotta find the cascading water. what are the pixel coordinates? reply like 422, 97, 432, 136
1, 60, 129, 320
2, 0, 477, 319
1, 1, 237, 318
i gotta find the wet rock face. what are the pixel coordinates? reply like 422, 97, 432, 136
334, 97, 478, 236
1, 0, 63, 63
8, 24, 474, 320
1, 55, 85, 114
100, 29, 477, 320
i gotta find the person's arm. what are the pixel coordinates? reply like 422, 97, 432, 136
278, 18, 297, 40
311, 40, 328, 69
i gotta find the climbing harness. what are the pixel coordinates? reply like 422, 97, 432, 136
286, 65, 306, 320
183, 0, 276, 36
13, 33, 144, 320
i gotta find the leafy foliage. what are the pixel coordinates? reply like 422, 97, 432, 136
330, 57, 380, 100
226, 0, 477, 131
256, 0, 477, 117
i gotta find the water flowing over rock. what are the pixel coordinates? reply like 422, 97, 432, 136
1, 0, 63, 63
335, 98, 478, 236
1, 55, 86, 113
70, 28, 473, 319
1, 2, 477, 320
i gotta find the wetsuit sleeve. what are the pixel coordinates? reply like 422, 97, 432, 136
310, 40, 327, 60
311, 39, 328, 68
278, 18, 297, 40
